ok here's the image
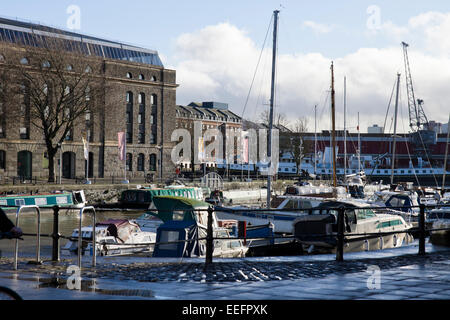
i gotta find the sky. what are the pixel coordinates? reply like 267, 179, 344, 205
2, 0, 450, 133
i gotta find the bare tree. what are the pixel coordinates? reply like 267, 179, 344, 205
3, 36, 103, 182
258, 110, 290, 128
286, 117, 312, 175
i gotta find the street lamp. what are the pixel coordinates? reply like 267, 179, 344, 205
57, 142, 62, 185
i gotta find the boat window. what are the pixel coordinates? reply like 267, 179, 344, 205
173, 210, 185, 221
346, 210, 357, 224
377, 220, 403, 228
230, 240, 242, 248
356, 209, 376, 220
299, 201, 312, 209
388, 197, 406, 208
159, 231, 179, 251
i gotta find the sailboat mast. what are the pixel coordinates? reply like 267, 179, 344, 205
314, 104, 317, 175
267, 9, 279, 208
344, 76, 347, 176
443, 113, 450, 189
358, 112, 361, 172
391, 73, 401, 185
331, 62, 337, 188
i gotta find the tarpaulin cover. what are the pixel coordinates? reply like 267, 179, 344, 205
152, 220, 207, 257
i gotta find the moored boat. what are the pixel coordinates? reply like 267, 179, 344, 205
149, 196, 248, 258
62, 219, 156, 256
293, 199, 414, 253
0, 190, 86, 211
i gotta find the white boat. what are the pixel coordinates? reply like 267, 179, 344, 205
62, 219, 156, 256
293, 199, 414, 253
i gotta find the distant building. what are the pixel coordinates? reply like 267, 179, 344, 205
368, 124, 383, 134
0, 16, 177, 181
175, 102, 242, 171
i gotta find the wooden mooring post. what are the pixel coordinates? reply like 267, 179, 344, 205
51, 206, 60, 262
418, 204, 426, 256
336, 207, 345, 262
205, 206, 214, 267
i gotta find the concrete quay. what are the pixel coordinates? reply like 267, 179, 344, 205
0, 242, 449, 300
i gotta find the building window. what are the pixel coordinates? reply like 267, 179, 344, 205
42, 60, 51, 68
126, 72, 132, 79
149, 154, 157, 171
20, 57, 29, 65
84, 65, 92, 73
150, 76, 156, 81
126, 153, 132, 171
137, 153, 145, 171
138, 93, 145, 144
139, 74, 145, 80
0, 55, 4, 62
150, 94, 157, 106
126, 91, 133, 144
66, 64, 73, 71
0, 150, 5, 169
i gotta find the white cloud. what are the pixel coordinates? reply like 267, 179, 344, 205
170, 15, 450, 133
302, 20, 334, 34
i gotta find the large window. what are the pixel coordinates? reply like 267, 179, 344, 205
149, 154, 157, 171
126, 153, 132, 171
0, 150, 5, 169
137, 153, 145, 171
126, 91, 133, 144
138, 93, 145, 144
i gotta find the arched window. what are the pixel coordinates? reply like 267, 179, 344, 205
150, 94, 157, 106
84, 65, 92, 73
138, 93, 145, 104
0, 55, 5, 63
139, 74, 145, 80
66, 64, 73, 71
20, 57, 29, 65
149, 154, 157, 171
42, 60, 51, 68
126, 91, 133, 103
126, 72, 132, 79
137, 153, 145, 171
150, 76, 157, 81
126, 153, 132, 171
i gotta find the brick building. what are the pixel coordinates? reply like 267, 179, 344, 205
0, 17, 177, 181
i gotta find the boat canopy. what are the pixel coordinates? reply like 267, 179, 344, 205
149, 196, 210, 223
95, 219, 140, 243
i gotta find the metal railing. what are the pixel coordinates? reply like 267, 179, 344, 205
3, 203, 450, 272
12, 205, 41, 270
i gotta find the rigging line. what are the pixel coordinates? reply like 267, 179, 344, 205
398, 94, 421, 187
383, 77, 397, 134
241, 13, 273, 119
417, 124, 439, 188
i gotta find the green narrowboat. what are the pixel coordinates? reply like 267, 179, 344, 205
120, 186, 206, 209
0, 190, 86, 211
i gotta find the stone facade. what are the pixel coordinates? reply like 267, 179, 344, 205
0, 18, 177, 181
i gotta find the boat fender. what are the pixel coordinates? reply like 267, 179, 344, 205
393, 234, 397, 247
364, 239, 369, 251
379, 236, 383, 249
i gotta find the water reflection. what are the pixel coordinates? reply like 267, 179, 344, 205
0, 209, 143, 257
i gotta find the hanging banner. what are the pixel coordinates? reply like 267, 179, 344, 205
82, 136, 89, 161
118, 132, 126, 161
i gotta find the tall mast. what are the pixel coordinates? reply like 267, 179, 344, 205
314, 104, 317, 176
391, 73, 401, 185
358, 112, 361, 172
267, 9, 279, 208
331, 62, 337, 188
344, 76, 347, 176
443, 113, 450, 189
